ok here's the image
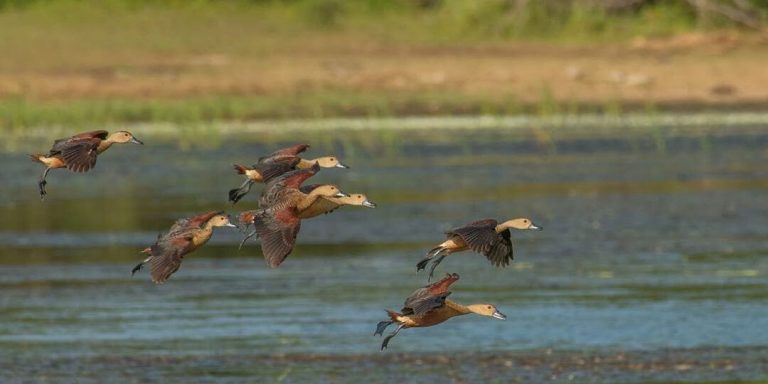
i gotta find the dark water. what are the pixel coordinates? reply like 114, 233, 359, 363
1, 122, 767, 382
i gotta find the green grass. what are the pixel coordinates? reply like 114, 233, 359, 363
0, 0, 764, 128
0, 0, 745, 46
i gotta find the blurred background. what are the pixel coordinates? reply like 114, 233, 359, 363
1, 1, 767, 383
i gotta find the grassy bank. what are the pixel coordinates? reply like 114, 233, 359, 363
1, 1, 767, 128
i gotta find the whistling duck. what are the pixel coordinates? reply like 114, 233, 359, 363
29, 130, 143, 200
228, 143, 349, 204
297, 184, 376, 219
238, 163, 349, 268
417, 218, 542, 280
375, 273, 506, 350
131, 211, 236, 284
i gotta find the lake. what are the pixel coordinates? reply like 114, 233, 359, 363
1, 115, 767, 383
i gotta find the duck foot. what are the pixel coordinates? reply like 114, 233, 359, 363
381, 324, 405, 351
416, 258, 430, 272
238, 229, 257, 250
427, 255, 447, 282
374, 321, 393, 336
38, 180, 47, 200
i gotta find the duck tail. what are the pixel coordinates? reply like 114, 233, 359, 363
29, 154, 45, 164
386, 309, 400, 322
233, 164, 249, 175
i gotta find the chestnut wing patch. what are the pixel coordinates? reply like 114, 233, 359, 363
401, 273, 459, 316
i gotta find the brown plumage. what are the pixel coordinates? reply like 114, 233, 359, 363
417, 218, 543, 281
374, 273, 506, 350
238, 163, 349, 268
228, 143, 349, 204
30, 130, 143, 200
228, 157, 302, 204
131, 211, 236, 284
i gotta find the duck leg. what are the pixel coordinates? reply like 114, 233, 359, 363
427, 254, 448, 282
238, 229, 257, 250
374, 321, 393, 336
381, 324, 405, 350
228, 179, 254, 204
38, 167, 51, 200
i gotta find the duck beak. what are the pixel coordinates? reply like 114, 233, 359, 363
223, 223, 237, 228
492, 310, 507, 320
336, 161, 349, 169
130, 137, 144, 145
334, 191, 350, 198
529, 222, 543, 231
362, 200, 377, 208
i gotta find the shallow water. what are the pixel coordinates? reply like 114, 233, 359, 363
1, 120, 767, 382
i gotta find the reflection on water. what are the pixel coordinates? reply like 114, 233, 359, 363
1, 121, 767, 381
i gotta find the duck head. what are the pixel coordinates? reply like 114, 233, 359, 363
309, 184, 349, 198
501, 218, 542, 231
208, 214, 237, 228
344, 193, 376, 208
467, 304, 507, 320
108, 131, 143, 145
314, 156, 349, 169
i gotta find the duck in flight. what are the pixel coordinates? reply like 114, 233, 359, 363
238, 163, 349, 268
131, 211, 236, 284
375, 273, 506, 350
417, 218, 542, 281
228, 143, 349, 204
29, 130, 143, 200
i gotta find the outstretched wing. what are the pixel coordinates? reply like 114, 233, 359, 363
50, 130, 108, 152
296, 184, 341, 218
267, 143, 310, 158
402, 273, 460, 316
59, 139, 101, 172
447, 219, 512, 266
253, 157, 301, 182
148, 231, 195, 284
251, 207, 301, 268
297, 196, 341, 219
259, 163, 320, 208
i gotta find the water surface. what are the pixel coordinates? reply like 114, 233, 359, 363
1, 119, 767, 382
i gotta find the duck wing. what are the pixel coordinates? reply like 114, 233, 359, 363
148, 230, 196, 284
252, 157, 301, 183
251, 206, 301, 268
296, 184, 341, 218
297, 196, 341, 218
402, 273, 460, 316
447, 219, 512, 266
59, 138, 101, 172
260, 143, 310, 161
259, 164, 320, 208
487, 228, 513, 267
50, 130, 108, 153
